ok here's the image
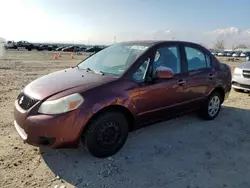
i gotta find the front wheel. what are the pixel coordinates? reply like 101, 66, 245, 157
82, 112, 129, 158
199, 91, 222, 120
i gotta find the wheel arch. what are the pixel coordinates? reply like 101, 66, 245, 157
209, 86, 225, 103
82, 104, 136, 134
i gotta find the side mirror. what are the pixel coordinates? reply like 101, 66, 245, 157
155, 66, 174, 79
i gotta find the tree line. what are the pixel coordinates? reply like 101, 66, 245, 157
213, 40, 249, 50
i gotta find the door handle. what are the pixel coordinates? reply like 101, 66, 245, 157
176, 80, 186, 86
208, 73, 215, 79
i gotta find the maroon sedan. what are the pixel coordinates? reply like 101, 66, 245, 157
14, 40, 232, 158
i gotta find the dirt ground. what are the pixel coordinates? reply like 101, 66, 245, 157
0, 51, 250, 188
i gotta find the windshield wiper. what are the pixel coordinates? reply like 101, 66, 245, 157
82, 67, 105, 75
81, 67, 93, 72
94, 69, 105, 75
86, 67, 92, 71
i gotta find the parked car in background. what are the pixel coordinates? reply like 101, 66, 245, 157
37, 44, 52, 51
240, 52, 249, 57
56, 46, 65, 51
211, 51, 218, 56
52, 45, 58, 51
13, 40, 232, 158
62, 46, 79, 52
244, 52, 250, 61
5, 40, 17, 49
232, 61, 250, 92
210, 49, 218, 56
217, 51, 226, 56
225, 51, 233, 56
85, 46, 103, 53
232, 52, 241, 57
16, 41, 34, 51
78, 46, 86, 52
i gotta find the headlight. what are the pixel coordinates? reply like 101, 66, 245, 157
234, 67, 242, 75
38, 93, 84, 115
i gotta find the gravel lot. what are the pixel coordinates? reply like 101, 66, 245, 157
0, 51, 250, 188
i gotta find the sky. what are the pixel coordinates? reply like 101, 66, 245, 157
0, 0, 250, 47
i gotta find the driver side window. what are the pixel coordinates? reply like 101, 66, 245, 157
153, 46, 181, 74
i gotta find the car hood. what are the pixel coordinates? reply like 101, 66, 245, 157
24, 67, 116, 100
238, 61, 250, 70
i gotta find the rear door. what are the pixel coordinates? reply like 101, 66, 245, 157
182, 44, 216, 105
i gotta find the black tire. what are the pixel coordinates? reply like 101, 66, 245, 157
82, 112, 129, 158
199, 91, 222, 120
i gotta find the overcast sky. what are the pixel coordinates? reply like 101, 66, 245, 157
0, 0, 250, 46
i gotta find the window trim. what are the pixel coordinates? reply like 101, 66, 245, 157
142, 58, 151, 80
132, 57, 151, 83
205, 53, 211, 68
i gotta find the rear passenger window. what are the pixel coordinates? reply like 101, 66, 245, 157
184, 47, 208, 71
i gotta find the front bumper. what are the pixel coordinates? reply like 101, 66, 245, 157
13, 100, 87, 148
232, 75, 250, 91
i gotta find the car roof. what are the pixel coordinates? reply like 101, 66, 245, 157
119, 40, 204, 46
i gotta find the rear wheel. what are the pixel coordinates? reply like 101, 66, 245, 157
199, 91, 222, 120
82, 112, 128, 158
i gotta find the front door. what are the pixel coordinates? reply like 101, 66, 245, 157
134, 44, 188, 124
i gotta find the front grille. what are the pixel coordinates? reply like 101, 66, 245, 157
17, 92, 39, 110
243, 70, 250, 79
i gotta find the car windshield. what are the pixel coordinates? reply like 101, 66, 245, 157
77, 43, 151, 76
